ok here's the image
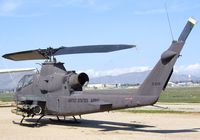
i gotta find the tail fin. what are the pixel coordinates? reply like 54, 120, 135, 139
136, 17, 197, 105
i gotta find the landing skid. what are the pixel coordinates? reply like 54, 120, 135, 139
49, 115, 81, 123
13, 115, 45, 127
35, 115, 45, 126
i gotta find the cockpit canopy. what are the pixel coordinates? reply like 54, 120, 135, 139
17, 74, 33, 91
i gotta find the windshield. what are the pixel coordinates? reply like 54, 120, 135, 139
17, 74, 33, 90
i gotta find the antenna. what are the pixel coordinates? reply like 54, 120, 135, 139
165, 3, 174, 41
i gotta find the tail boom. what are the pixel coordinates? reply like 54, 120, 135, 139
135, 17, 197, 106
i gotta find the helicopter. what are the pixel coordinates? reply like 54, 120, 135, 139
2, 17, 197, 126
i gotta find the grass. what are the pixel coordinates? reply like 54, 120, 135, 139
120, 87, 200, 114
0, 93, 14, 102
159, 87, 200, 103
119, 109, 186, 114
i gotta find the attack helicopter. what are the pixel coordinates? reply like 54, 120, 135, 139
2, 17, 197, 126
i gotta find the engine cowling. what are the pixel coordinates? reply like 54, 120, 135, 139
68, 72, 89, 91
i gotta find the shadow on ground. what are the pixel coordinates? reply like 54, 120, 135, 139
13, 116, 200, 134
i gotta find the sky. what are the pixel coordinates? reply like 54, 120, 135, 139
0, 0, 199, 77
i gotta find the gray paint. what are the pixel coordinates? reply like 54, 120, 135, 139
2, 17, 197, 124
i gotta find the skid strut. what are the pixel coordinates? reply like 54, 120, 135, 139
20, 115, 26, 125
35, 115, 45, 126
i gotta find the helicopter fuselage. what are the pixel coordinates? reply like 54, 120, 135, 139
14, 62, 155, 117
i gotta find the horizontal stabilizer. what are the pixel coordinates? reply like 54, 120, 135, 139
90, 101, 112, 111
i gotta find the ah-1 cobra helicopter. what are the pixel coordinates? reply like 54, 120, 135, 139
2, 17, 197, 126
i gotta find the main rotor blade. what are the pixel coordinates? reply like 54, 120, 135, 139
2, 44, 135, 61
0, 68, 35, 74
2, 49, 48, 61
54, 44, 135, 55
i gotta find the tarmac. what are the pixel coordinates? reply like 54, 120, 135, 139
0, 106, 200, 140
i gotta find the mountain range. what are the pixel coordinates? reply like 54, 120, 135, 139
90, 71, 200, 84
1, 70, 200, 90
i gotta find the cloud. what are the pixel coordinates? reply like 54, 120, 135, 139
78, 66, 150, 78
78, 63, 200, 78
84, 0, 111, 11
174, 63, 200, 75
0, 0, 22, 15
0, 0, 112, 17
49, 0, 112, 12
0, 0, 47, 17
134, 2, 200, 15
134, 8, 165, 15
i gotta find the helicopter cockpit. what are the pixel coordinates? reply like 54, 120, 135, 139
17, 74, 33, 91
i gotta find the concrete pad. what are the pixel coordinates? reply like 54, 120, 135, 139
0, 107, 200, 140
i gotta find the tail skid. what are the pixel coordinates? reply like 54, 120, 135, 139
136, 17, 197, 105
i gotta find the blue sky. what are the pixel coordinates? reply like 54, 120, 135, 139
0, 0, 199, 77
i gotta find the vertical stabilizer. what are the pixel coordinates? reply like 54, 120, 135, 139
178, 17, 197, 42
136, 17, 197, 105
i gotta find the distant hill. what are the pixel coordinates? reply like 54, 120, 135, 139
90, 71, 149, 84
1, 70, 200, 90
90, 71, 200, 84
